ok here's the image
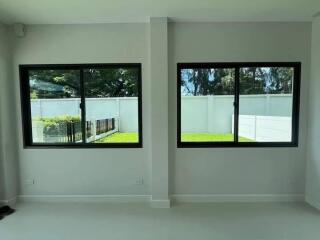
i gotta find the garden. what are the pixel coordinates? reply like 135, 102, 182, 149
33, 115, 254, 143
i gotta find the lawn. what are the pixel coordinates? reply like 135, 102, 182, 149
181, 133, 253, 142
95, 132, 253, 143
95, 132, 139, 143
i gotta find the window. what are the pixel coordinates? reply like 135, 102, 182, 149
20, 64, 142, 148
177, 62, 301, 147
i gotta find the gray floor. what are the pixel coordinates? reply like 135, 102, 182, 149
1, 202, 320, 240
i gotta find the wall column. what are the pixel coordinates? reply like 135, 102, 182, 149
0, 24, 19, 205
306, 12, 320, 210
149, 17, 170, 208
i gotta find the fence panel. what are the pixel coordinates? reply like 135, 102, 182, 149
237, 115, 291, 142
238, 115, 256, 140
255, 116, 291, 142
31, 97, 138, 132
181, 97, 208, 133
31, 95, 292, 134
181, 94, 292, 133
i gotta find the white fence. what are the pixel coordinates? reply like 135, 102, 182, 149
31, 95, 293, 137
181, 94, 292, 134
31, 97, 139, 132
232, 115, 292, 142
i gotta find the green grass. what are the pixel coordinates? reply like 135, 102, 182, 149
95, 132, 139, 143
95, 132, 253, 143
181, 133, 253, 142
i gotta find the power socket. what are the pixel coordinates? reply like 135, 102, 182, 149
135, 177, 144, 185
24, 179, 35, 186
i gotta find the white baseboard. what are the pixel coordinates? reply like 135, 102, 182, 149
20, 195, 171, 207
16, 194, 304, 205
171, 194, 305, 203
305, 196, 320, 210
150, 199, 171, 208
0, 196, 18, 206
19, 195, 151, 203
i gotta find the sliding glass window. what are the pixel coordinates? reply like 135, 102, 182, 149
177, 62, 300, 147
20, 64, 142, 148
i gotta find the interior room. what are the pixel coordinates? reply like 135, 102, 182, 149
1, 0, 320, 239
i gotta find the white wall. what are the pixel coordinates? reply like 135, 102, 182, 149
0, 24, 19, 202
150, 18, 170, 206
31, 97, 139, 132
306, 16, 320, 209
31, 95, 290, 135
2, 21, 311, 203
0, 24, 7, 201
12, 24, 151, 196
169, 22, 310, 196
182, 95, 292, 133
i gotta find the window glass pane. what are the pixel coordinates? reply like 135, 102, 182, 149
239, 67, 294, 142
84, 67, 140, 144
29, 69, 82, 144
180, 68, 235, 142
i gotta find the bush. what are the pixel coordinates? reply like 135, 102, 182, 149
35, 115, 81, 137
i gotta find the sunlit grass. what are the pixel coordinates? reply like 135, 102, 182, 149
181, 133, 254, 142
95, 132, 253, 143
95, 132, 139, 143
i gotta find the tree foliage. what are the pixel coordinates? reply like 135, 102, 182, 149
181, 68, 234, 96
84, 68, 138, 98
29, 68, 139, 99
181, 67, 293, 96
30, 70, 80, 98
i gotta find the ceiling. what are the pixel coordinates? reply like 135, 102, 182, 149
0, 0, 319, 25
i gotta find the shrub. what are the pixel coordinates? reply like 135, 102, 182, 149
35, 115, 81, 137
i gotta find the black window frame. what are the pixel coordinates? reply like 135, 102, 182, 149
19, 63, 143, 149
177, 62, 301, 148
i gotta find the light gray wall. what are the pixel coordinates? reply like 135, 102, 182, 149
0, 24, 19, 202
150, 18, 170, 205
169, 22, 311, 195
7, 22, 312, 200
306, 16, 320, 208
0, 24, 7, 200
12, 24, 151, 196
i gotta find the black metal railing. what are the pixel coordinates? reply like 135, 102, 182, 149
96, 118, 115, 135
43, 118, 116, 143
66, 121, 82, 143
86, 121, 92, 138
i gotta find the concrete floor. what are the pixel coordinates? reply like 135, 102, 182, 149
1, 202, 320, 240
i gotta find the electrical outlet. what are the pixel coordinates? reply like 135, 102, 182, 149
24, 179, 35, 186
135, 177, 144, 185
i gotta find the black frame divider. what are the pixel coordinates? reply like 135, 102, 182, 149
234, 67, 240, 143
79, 68, 86, 144
19, 63, 143, 148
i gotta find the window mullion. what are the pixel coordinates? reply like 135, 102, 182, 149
234, 67, 240, 143
79, 68, 86, 144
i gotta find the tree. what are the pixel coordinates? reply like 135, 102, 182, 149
239, 67, 266, 94
181, 67, 293, 96
29, 68, 139, 99
30, 69, 80, 99
267, 67, 293, 94
181, 68, 234, 96
84, 68, 138, 97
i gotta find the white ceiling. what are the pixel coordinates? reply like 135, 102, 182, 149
0, 0, 319, 24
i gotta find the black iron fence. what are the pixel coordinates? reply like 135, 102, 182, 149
43, 120, 82, 143
66, 121, 82, 142
96, 118, 115, 135
86, 121, 92, 138
42, 118, 116, 143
